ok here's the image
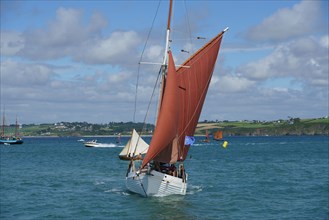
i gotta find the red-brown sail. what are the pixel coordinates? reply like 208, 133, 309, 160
214, 129, 223, 140
142, 51, 179, 168
141, 30, 225, 168
176, 30, 224, 161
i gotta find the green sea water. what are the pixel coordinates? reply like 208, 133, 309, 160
1, 136, 328, 219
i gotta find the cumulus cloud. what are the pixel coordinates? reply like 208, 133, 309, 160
245, 0, 323, 42
144, 45, 163, 61
76, 30, 141, 65
17, 8, 107, 61
13, 7, 142, 66
1, 60, 54, 86
210, 74, 255, 93
0, 31, 24, 56
239, 36, 328, 88
1, 2, 327, 123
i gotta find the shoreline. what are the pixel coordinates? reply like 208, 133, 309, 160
22, 134, 328, 138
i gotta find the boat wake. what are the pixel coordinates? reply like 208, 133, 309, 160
93, 143, 120, 148
186, 185, 203, 195
105, 187, 130, 196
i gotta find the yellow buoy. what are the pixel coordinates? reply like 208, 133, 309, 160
222, 141, 228, 148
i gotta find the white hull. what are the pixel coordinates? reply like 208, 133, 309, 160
84, 143, 99, 147
83, 140, 98, 147
126, 166, 187, 197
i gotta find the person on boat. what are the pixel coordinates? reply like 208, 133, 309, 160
154, 161, 161, 171
168, 164, 177, 176
134, 153, 142, 160
178, 164, 185, 179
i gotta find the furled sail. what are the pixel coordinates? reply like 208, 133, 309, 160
119, 129, 149, 160
141, 30, 225, 167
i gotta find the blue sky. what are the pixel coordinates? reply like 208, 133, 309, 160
1, 0, 328, 124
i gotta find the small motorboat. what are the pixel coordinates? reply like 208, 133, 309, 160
83, 140, 99, 147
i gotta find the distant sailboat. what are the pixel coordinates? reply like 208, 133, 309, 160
0, 113, 23, 145
201, 130, 210, 143
116, 133, 121, 144
123, 0, 228, 197
118, 129, 149, 160
213, 129, 223, 141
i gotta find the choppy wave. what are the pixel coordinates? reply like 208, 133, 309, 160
1, 136, 328, 219
187, 184, 203, 195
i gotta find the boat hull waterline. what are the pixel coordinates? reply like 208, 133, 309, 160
83, 140, 98, 147
126, 169, 188, 197
0, 139, 24, 145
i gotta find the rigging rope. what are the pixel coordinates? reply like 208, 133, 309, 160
133, 1, 162, 123
132, 68, 161, 156
184, 0, 193, 50
141, 68, 162, 134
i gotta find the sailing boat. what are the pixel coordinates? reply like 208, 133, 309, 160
118, 129, 149, 160
0, 113, 23, 145
116, 133, 121, 144
122, 0, 228, 197
213, 129, 223, 141
201, 129, 210, 143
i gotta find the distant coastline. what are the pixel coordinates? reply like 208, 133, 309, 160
8, 117, 329, 137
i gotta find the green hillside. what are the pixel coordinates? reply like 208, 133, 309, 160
5, 117, 328, 137
196, 117, 329, 136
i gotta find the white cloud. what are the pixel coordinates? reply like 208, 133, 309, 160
1, 2, 327, 124
144, 45, 163, 61
0, 31, 24, 56
17, 7, 107, 61
246, 0, 322, 42
76, 31, 141, 65
240, 36, 328, 88
210, 74, 255, 93
12, 7, 142, 66
1, 60, 54, 86
320, 35, 329, 48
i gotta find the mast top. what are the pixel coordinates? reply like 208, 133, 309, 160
167, 0, 173, 30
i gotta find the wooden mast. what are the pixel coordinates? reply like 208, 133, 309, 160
163, 0, 173, 65
167, 0, 173, 30
1, 110, 5, 138
155, 0, 174, 127
15, 116, 18, 137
